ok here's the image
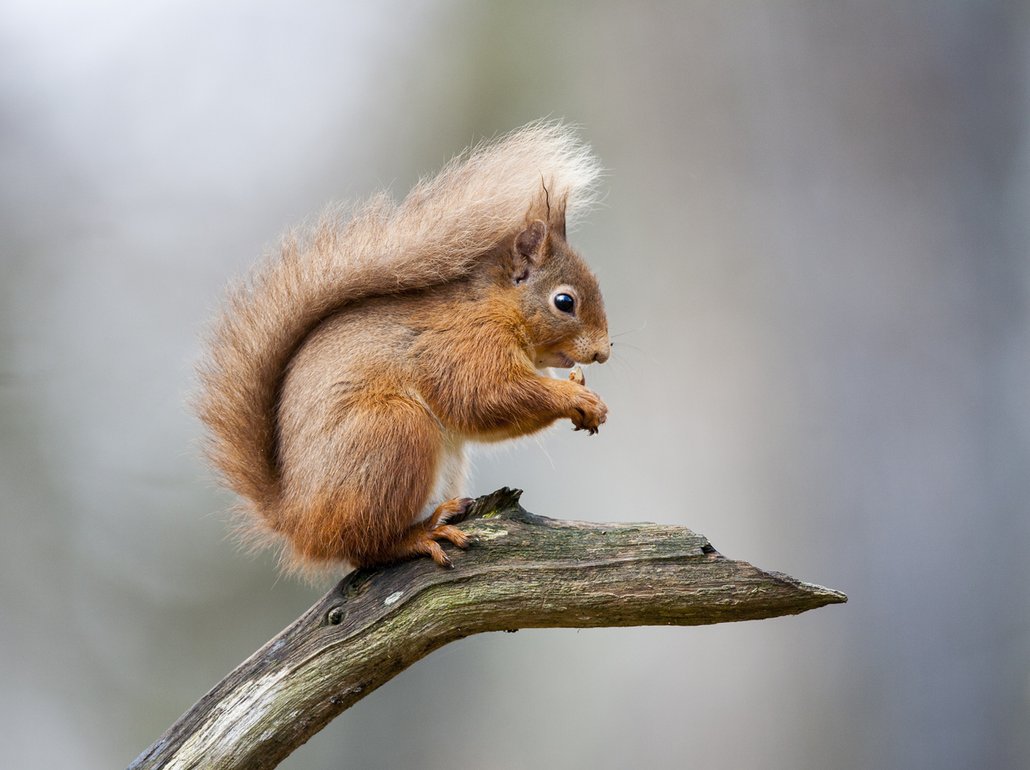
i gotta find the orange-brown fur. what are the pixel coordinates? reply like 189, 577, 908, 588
197, 122, 610, 575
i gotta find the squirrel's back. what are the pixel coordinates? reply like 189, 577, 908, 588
197, 122, 603, 546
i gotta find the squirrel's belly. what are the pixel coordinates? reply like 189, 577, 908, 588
419, 431, 467, 520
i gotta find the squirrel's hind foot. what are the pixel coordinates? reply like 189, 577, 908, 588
396, 525, 470, 569
392, 499, 474, 569
430, 496, 476, 526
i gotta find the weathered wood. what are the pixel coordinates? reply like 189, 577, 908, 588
129, 488, 846, 770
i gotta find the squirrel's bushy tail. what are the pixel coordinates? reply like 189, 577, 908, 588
197, 121, 602, 519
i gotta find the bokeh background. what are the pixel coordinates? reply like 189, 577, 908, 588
2, 2, 1028, 768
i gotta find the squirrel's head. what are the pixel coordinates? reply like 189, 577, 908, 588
504, 195, 610, 370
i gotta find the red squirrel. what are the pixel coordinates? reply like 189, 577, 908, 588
198, 123, 610, 575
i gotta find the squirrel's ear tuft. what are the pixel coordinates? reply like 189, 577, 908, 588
512, 220, 547, 282
551, 193, 568, 241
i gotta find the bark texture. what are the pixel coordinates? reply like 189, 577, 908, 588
129, 488, 846, 770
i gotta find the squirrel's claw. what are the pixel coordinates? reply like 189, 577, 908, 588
571, 397, 607, 434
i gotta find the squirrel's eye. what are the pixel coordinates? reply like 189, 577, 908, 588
553, 293, 575, 314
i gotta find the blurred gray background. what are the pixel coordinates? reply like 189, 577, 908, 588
2, 2, 1028, 768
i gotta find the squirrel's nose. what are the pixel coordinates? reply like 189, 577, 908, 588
592, 341, 611, 364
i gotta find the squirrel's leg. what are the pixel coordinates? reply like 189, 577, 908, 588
281, 390, 452, 569
332, 394, 470, 569
466, 374, 607, 439
417, 324, 607, 439
393, 441, 472, 565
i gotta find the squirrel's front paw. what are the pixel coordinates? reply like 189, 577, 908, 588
570, 389, 607, 435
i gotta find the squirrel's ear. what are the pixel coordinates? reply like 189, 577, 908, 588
512, 219, 547, 283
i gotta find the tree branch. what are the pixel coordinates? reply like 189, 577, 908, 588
129, 488, 846, 770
